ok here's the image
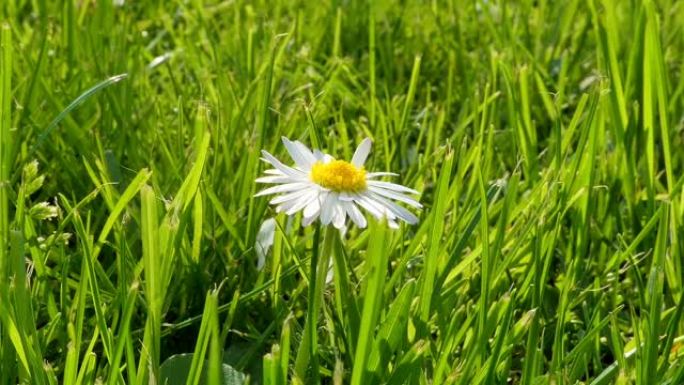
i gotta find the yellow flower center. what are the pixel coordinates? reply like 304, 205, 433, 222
310, 160, 367, 192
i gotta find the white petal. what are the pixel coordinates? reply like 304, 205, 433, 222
367, 186, 422, 208
351, 138, 372, 167
387, 219, 399, 229
344, 201, 367, 228
261, 151, 307, 178
282, 137, 316, 170
275, 197, 302, 213
313, 149, 326, 161
294, 140, 318, 167
338, 192, 355, 202
255, 175, 297, 184
303, 196, 322, 219
270, 189, 313, 205
320, 192, 338, 225
368, 192, 419, 225
359, 194, 398, 221
355, 195, 389, 220
285, 190, 319, 215
264, 169, 284, 175
332, 204, 346, 229
302, 211, 319, 226
366, 172, 398, 179
255, 182, 312, 197
367, 180, 419, 194
255, 218, 276, 270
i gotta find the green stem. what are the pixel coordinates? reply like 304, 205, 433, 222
350, 222, 388, 385
294, 225, 336, 383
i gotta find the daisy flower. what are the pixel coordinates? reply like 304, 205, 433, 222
255, 137, 421, 229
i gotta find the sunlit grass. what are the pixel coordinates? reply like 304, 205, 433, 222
1, 0, 684, 384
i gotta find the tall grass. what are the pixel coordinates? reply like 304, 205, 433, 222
1, 0, 684, 384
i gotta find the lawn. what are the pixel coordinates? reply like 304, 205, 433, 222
1, 0, 684, 384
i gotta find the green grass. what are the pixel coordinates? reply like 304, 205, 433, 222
2, 0, 684, 384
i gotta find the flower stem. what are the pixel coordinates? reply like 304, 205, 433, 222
294, 225, 336, 383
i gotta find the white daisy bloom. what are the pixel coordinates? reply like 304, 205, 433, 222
255, 137, 422, 229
